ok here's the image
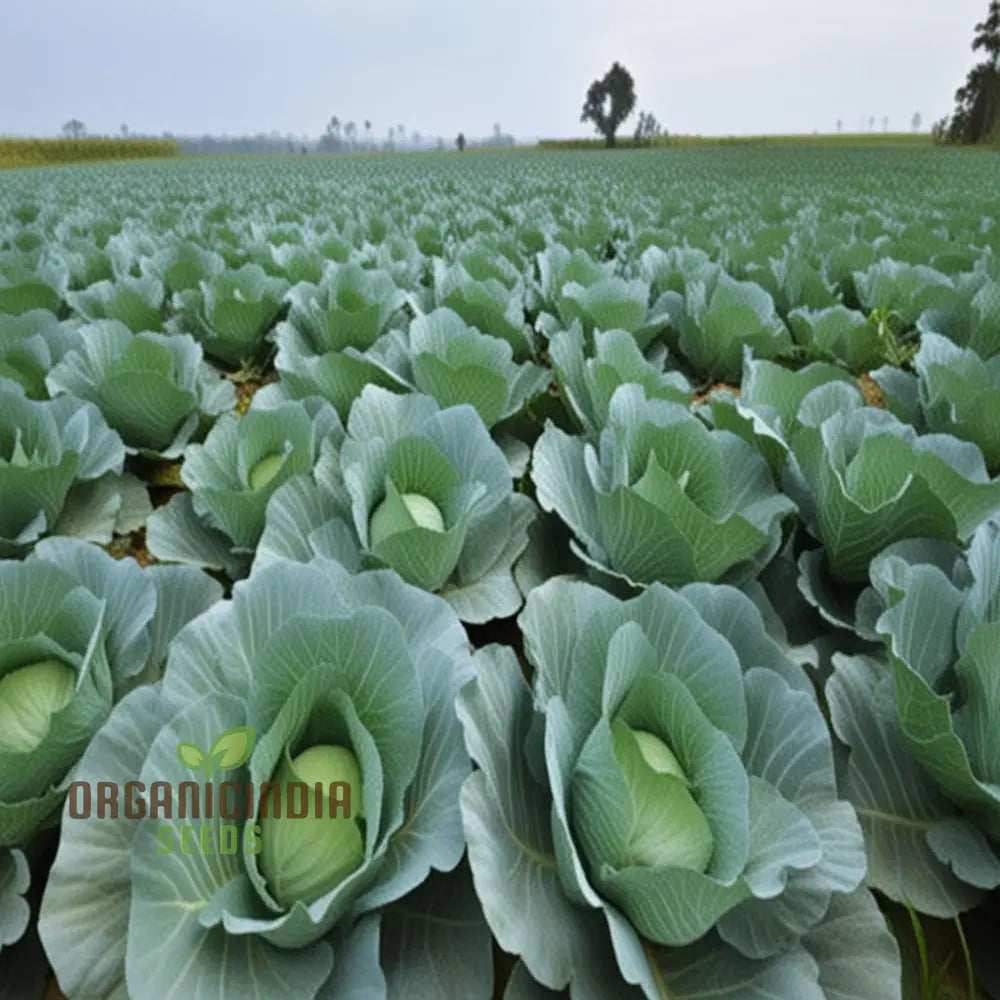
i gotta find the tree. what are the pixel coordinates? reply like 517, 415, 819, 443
345, 121, 357, 147
912, 111, 922, 131
61, 119, 86, 139
882, 115, 889, 131
120, 122, 129, 138
580, 61, 637, 147
456, 132, 466, 152
836, 118, 843, 133
364, 120, 372, 148
633, 110, 662, 146
869, 115, 875, 131
945, 1, 1000, 143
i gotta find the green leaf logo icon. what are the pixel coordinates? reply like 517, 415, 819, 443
176, 727, 254, 777
210, 726, 255, 771
177, 742, 207, 771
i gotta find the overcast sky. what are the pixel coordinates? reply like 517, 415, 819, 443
0, 0, 988, 140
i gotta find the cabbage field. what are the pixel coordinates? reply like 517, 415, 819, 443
2, 145, 1000, 999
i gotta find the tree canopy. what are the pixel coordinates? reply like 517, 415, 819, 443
581, 62, 637, 147
941, 0, 1000, 143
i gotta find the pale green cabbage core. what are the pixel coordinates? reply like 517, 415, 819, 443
369, 491, 445, 546
611, 720, 714, 873
248, 452, 285, 491
260, 743, 365, 908
0, 659, 77, 755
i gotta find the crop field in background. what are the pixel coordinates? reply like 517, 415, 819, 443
2, 146, 1000, 1000
0, 137, 179, 170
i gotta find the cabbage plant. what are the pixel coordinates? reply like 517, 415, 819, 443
533, 384, 795, 587
828, 519, 1000, 917
285, 262, 406, 353
371, 307, 551, 429
0, 253, 64, 316
534, 245, 665, 348
255, 386, 537, 622
191, 264, 289, 366
46, 320, 235, 457
701, 353, 862, 478
430, 258, 534, 359
918, 272, 1000, 359
272, 264, 409, 418
39, 557, 491, 1000
142, 239, 226, 296
662, 268, 793, 381
548, 322, 691, 436
871, 332, 1000, 473
459, 578, 899, 998
0, 310, 75, 400
0, 537, 221, 850
787, 304, 884, 372
147, 396, 339, 576
0, 378, 151, 556
853, 259, 957, 328
785, 396, 1000, 584
66, 275, 165, 333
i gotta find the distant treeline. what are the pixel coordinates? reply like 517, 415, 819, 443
537, 133, 937, 150
176, 129, 517, 155
0, 138, 179, 169
177, 134, 310, 155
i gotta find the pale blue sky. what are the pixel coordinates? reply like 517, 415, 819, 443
0, 0, 988, 139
